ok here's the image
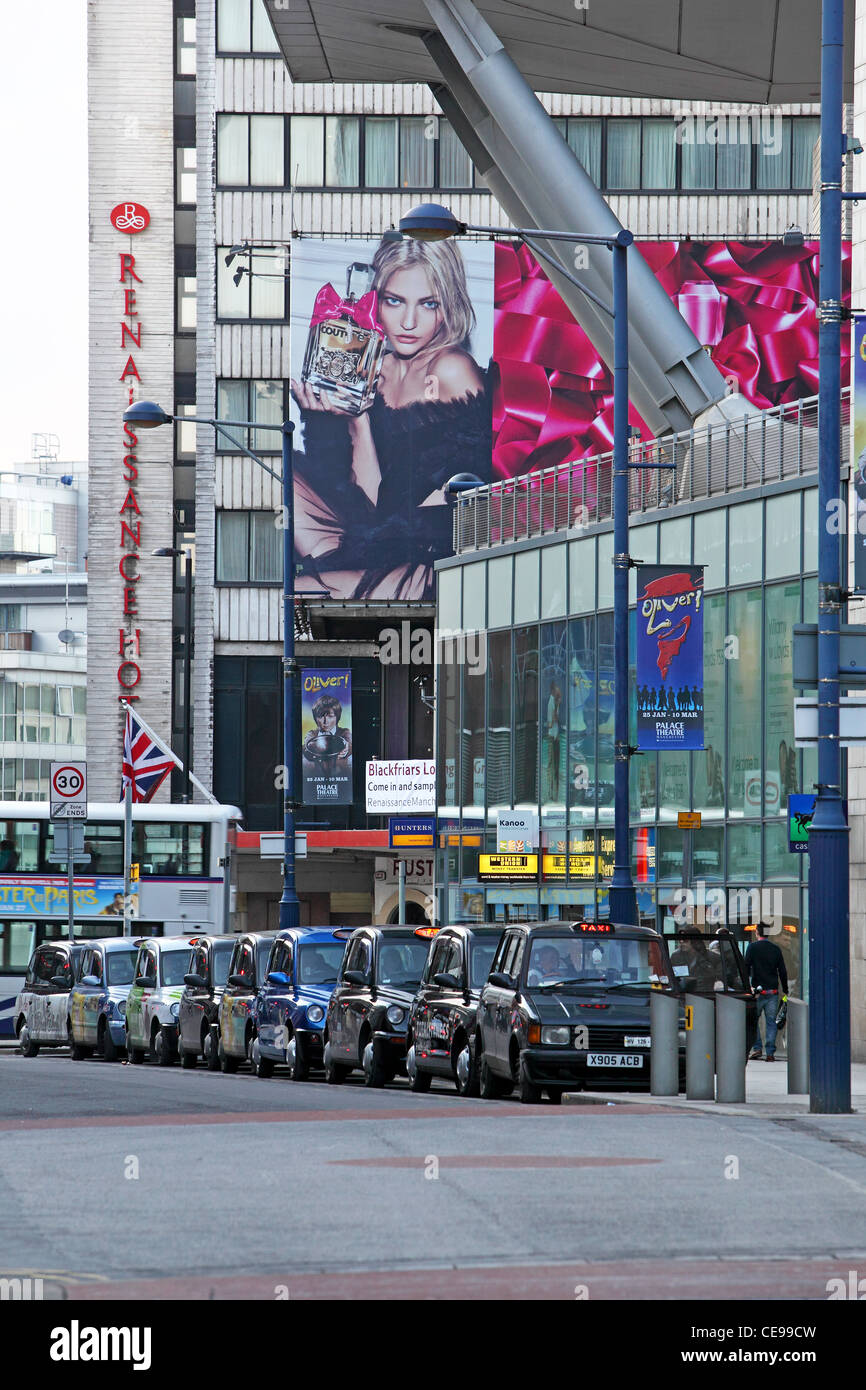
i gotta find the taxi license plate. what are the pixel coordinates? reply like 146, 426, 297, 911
587, 1053, 644, 1067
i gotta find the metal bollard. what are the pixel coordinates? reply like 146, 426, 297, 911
685, 993, 715, 1100
715, 993, 746, 1102
786, 997, 809, 1095
650, 990, 679, 1095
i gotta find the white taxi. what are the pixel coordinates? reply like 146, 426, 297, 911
15, 941, 88, 1056
125, 937, 195, 1065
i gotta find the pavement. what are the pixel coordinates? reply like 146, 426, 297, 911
565, 1059, 866, 1118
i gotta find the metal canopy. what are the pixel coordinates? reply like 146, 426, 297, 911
264, 0, 852, 101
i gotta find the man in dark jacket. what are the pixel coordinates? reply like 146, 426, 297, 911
745, 922, 788, 1061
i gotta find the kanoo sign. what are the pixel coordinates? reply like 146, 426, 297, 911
113, 201, 150, 704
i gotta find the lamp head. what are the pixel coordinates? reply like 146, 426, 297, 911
399, 203, 466, 242
123, 401, 172, 428
444, 472, 484, 498
782, 227, 805, 248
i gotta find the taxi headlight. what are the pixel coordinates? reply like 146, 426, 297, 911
386, 1005, 405, 1027
306, 1003, 325, 1025
540, 1026, 571, 1046
170, 1002, 180, 1019
117, 998, 127, 1017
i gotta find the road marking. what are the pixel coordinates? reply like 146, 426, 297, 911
328, 1155, 662, 1168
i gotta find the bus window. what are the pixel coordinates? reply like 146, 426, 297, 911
142, 823, 206, 876
0, 820, 39, 872
0, 921, 37, 974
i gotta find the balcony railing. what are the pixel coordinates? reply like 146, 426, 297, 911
452, 388, 851, 554
0, 631, 33, 651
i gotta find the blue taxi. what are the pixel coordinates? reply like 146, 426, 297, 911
69, 937, 139, 1062
250, 928, 352, 1080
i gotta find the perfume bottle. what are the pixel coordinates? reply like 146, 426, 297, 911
301, 261, 385, 415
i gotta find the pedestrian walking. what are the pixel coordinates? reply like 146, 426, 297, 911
744, 922, 788, 1061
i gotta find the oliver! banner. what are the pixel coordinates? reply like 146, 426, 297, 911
636, 566, 705, 751
301, 669, 353, 805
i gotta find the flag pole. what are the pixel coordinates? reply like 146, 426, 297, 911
123, 781, 133, 938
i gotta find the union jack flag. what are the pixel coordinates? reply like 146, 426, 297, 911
120, 707, 180, 802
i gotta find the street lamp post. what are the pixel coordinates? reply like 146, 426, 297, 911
152, 545, 193, 804
399, 204, 638, 924
123, 400, 301, 931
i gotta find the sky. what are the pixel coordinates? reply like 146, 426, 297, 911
0, 3, 88, 469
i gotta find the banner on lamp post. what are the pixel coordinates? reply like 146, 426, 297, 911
636, 565, 705, 752
301, 670, 353, 805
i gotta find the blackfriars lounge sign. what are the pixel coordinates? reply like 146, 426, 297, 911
636, 566, 705, 752
112, 202, 150, 703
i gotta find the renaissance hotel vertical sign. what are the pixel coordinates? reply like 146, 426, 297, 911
636, 566, 705, 751
111, 201, 150, 705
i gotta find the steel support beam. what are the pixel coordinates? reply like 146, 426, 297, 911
421, 0, 727, 435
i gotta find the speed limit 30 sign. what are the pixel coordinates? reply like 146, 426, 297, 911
50, 761, 87, 819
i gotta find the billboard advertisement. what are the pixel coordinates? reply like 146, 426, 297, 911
290, 236, 494, 602
301, 669, 353, 805
493, 239, 851, 478
0, 877, 138, 918
636, 566, 705, 752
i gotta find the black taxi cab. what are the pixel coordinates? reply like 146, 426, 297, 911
405, 925, 502, 1094
323, 925, 437, 1087
178, 934, 238, 1069
475, 920, 675, 1103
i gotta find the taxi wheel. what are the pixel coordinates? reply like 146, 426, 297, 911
18, 1023, 39, 1058
151, 1027, 174, 1067
323, 1041, 349, 1085
180, 1046, 197, 1069
101, 1022, 119, 1064
406, 1044, 432, 1093
252, 1036, 274, 1079
479, 1049, 506, 1100
362, 1037, 387, 1088
70, 1039, 91, 1061
455, 1039, 479, 1097
546, 1088, 563, 1104
128, 1045, 145, 1064
204, 1029, 221, 1072
517, 1055, 543, 1105
287, 1032, 310, 1083
219, 1040, 238, 1074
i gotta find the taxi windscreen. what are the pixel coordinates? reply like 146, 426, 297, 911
160, 948, 193, 987
376, 939, 430, 989
298, 943, 345, 986
106, 950, 137, 987
525, 935, 670, 990
212, 939, 235, 987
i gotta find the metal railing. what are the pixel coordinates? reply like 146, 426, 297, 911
453, 388, 851, 553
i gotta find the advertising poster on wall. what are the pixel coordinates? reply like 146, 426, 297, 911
301, 670, 353, 806
290, 237, 494, 602
0, 877, 138, 917
853, 319, 866, 592
636, 566, 705, 751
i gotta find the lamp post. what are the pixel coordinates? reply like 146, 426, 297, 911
123, 400, 300, 931
152, 545, 193, 804
400, 204, 637, 925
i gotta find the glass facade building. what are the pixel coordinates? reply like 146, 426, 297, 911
434, 475, 830, 999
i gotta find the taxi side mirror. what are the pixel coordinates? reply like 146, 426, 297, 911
488, 972, 513, 990
81, 974, 100, 988
228, 973, 249, 989
51, 974, 70, 990
344, 969, 370, 987
135, 973, 156, 988
433, 972, 459, 988
184, 973, 206, 989
267, 972, 290, 986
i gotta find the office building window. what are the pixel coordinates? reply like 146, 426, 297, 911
177, 276, 197, 332
176, 16, 196, 75
175, 403, 198, 461
607, 119, 641, 189
400, 117, 435, 187
642, 119, 675, 188
217, 0, 279, 53
366, 117, 399, 186
0, 606, 22, 631
325, 116, 360, 187
216, 247, 286, 320
438, 119, 473, 187
216, 380, 285, 452
216, 511, 282, 583
176, 147, 197, 205
217, 114, 285, 186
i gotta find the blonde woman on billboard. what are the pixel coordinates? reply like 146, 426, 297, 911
291, 236, 491, 600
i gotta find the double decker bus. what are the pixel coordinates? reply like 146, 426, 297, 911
0, 801, 242, 1037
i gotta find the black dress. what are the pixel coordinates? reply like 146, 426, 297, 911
293, 379, 491, 599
